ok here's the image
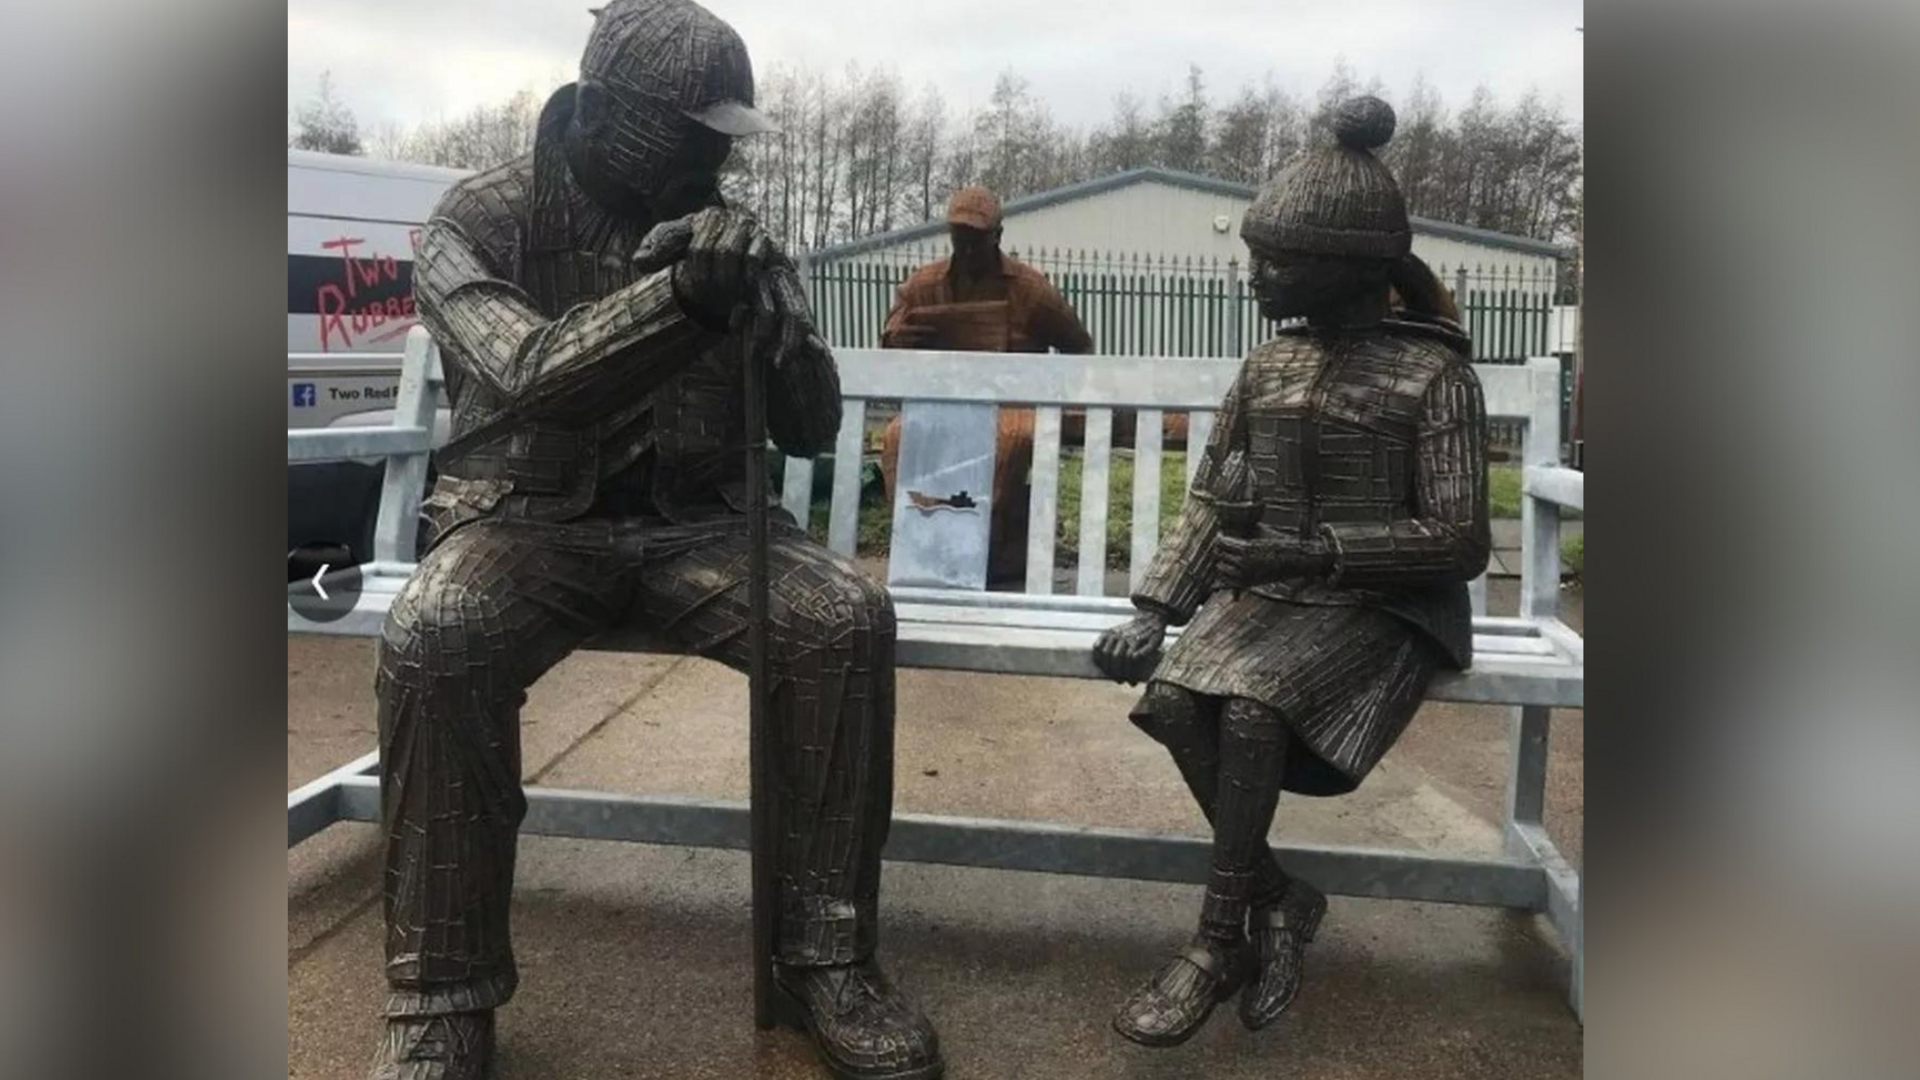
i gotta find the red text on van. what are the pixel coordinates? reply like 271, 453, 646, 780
315, 231, 422, 351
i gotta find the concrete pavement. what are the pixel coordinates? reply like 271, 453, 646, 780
289, 580, 1582, 1079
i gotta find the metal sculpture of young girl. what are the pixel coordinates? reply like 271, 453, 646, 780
1091, 95, 1492, 1047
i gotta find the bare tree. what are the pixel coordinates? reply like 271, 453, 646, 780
365, 119, 413, 163
974, 71, 1035, 197
1258, 83, 1306, 177
808, 69, 843, 248
903, 85, 947, 223
1209, 86, 1269, 184
290, 72, 363, 155
1154, 64, 1209, 173
940, 118, 979, 196
379, 90, 541, 171
343, 59, 1581, 250
1089, 91, 1153, 174
1382, 74, 1445, 213
1308, 57, 1361, 142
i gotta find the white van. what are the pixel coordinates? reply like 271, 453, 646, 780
287, 150, 467, 574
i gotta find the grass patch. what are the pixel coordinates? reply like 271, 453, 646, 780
1490, 465, 1523, 519
806, 488, 893, 556
1560, 532, 1583, 579
1056, 450, 1190, 569
1490, 463, 1583, 521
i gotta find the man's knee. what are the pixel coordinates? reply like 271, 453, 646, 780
782, 557, 895, 645
383, 577, 477, 674
378, 541, 523, 697
377, 564, 531, 821
1130, 681, 1206, 747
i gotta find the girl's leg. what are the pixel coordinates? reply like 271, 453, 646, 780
1113, 693, 1293, 1047
1199, 698, 1291, 946
1131, 682, 1291, 908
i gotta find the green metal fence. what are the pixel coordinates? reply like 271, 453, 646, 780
800, 244, 1562, 363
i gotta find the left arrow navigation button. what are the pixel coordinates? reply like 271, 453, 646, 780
289, 557, 362, 625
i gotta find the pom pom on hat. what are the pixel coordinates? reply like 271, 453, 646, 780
1331, 95, 1396, 153
1239, 94, 1410, 259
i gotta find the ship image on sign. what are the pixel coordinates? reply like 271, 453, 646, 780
904, 489, 980, 513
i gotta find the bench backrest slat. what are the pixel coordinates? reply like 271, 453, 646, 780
1184, 411, 1215, 489
1025, 406, 1064, 595
1474, 365, 1536, 423
832, 350, 1241, 409
310, 335, 1563, 610
370, 331, 442, 564
1518, 356, 1564, 621
1076, 407, 1114, 595
827, 398, 868, 557
780, 454, 815, 533
1128, 409, 1164, 592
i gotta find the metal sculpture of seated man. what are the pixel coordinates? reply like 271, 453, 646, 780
1091, 95, 1492, 1048
366, 3, 941, 1078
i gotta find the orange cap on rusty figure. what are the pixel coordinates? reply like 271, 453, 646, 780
945, 185, 1003, 231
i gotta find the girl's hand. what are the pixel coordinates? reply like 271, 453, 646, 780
1213, 534, 1333, 591
1093, 611, 1170, 685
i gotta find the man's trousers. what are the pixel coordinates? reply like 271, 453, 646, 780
372, 515, 896, 1017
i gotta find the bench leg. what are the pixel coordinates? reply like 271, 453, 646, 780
1503, 704, 1581, 1020
287, 749, 380, 848
1512, 820, 1583, 1022
1503, 705, 1550, 855
1564, 884, 1584, 1020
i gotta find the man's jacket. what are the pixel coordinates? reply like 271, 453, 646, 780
411, 85, 840, 544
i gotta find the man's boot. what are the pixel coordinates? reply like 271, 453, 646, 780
366, 1012, 494, 1080
774, 959, 944, 1080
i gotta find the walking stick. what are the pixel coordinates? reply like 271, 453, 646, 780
741, 311, 777, 1030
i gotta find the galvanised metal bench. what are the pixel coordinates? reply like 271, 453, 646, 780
289, 326, 1585, 1017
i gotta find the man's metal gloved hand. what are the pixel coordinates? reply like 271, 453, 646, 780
633, 207, 821, 372
632, 207, 784, 330
743, 257, 828, 375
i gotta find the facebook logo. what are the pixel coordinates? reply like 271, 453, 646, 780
292, 383, 318, 408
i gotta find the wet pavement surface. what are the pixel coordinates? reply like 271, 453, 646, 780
289, 579, 1582, 1079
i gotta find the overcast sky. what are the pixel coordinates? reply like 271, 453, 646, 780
287, 0, 1582, 135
